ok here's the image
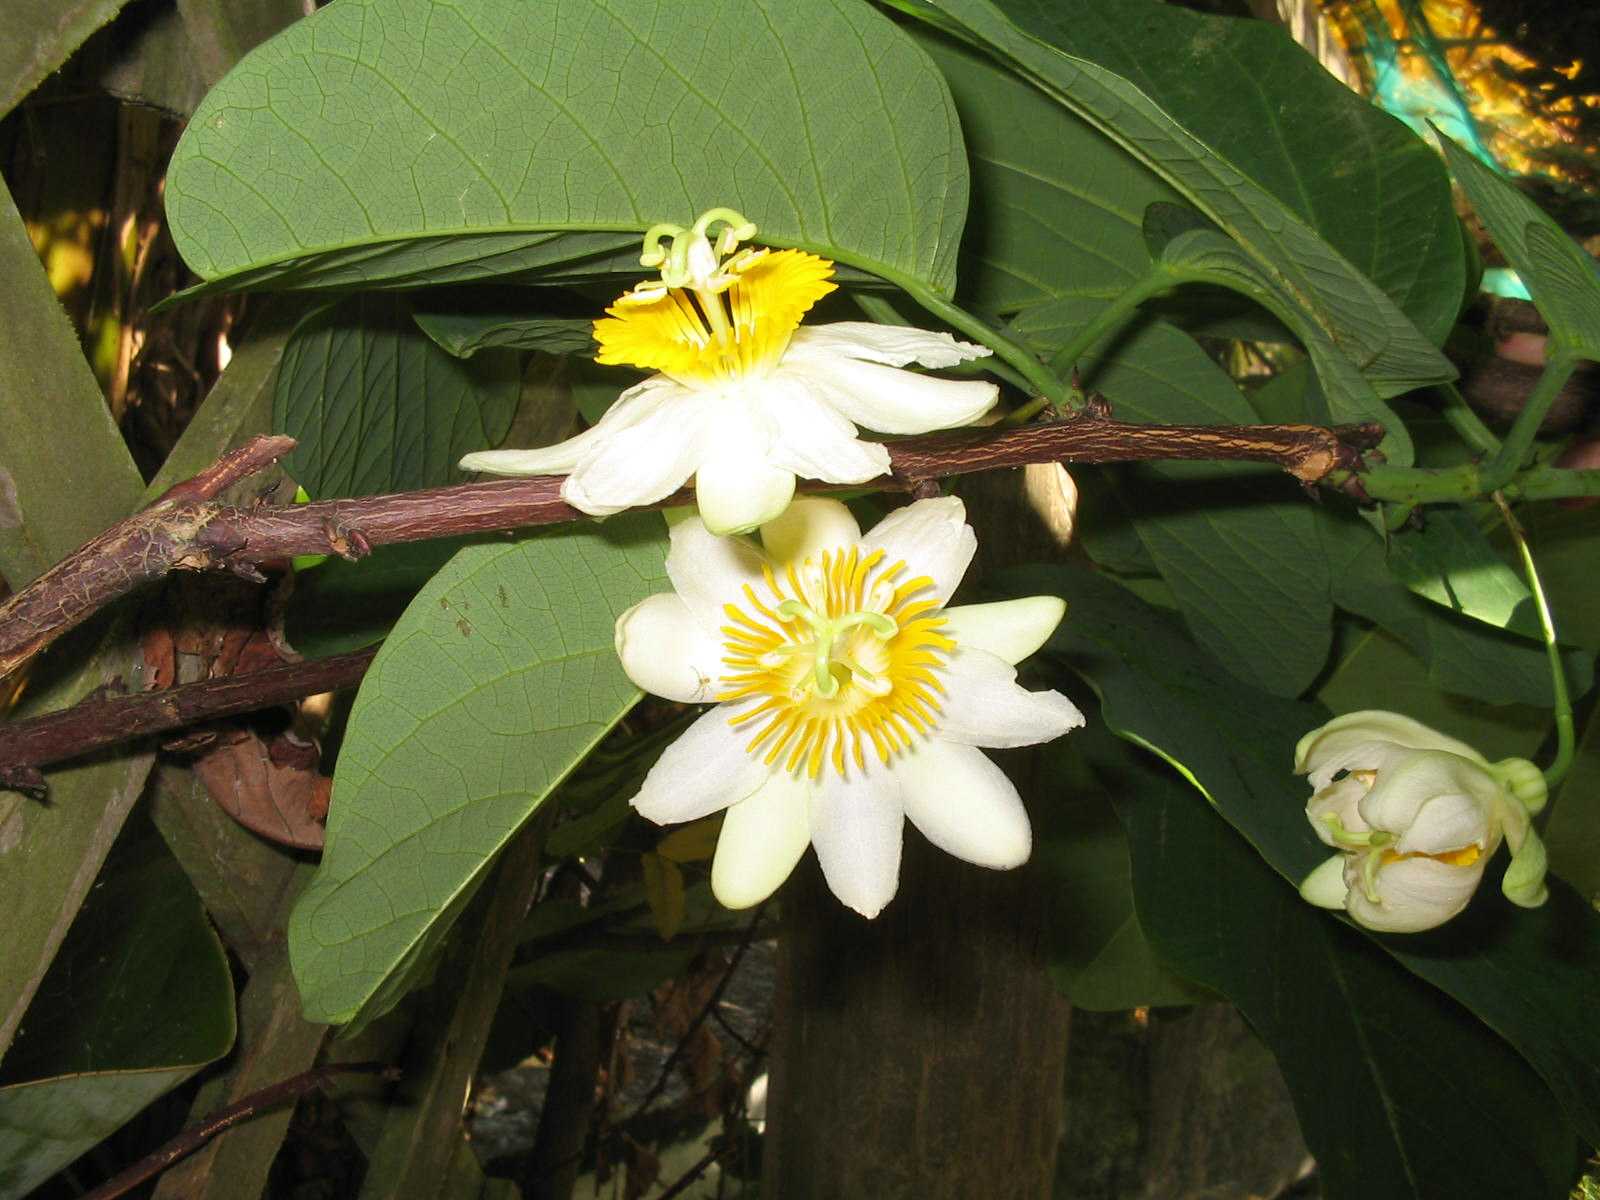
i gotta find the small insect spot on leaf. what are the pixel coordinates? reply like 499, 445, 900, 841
457, 618, 473, 638
497, 584, 510, 608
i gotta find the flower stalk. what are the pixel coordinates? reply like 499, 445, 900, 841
1493, 492, 1576, 789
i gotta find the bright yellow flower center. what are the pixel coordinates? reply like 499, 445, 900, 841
715, 546, 956, 779
593, 212, 836, 386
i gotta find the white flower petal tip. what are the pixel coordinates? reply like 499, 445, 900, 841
940, 596, 1066, 665
695, 455, 796, 536
1300, 855, 1349, 909
629, 711, 769, 826
861, 496, 975, 605
759, 498, 862, 566
788, 322, 993, 369
458, 447, 575, 477
711, 775, 812, 910
1294, 711, 1549, 933
899, 743, 1032, 870
614, 594, 723, 704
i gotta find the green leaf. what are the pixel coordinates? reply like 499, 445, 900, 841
1149, 227, 1410, 462
1020, 306, 1331, 694
0, 833, 235, 1198
1019, 563, 1600, 1147
288, 512, 670, 1029
1437, 135, 1600, 362
411, 297, 596, 359
275, 293, 522, 498
906, 0, 1454, 408
286, 538, 481, 658
164, 0, 968, 296
1034, 730, 1209, 1011
1068, 315, 1332, 695
1091, 727, 1581, 1199
0, 176, 152, 1062
0, 0, 131, 118
999, 0, 1462, 341
1388, 508, 1540, 638
1318, 508, 1592, 711
1543, 705, 1600, 905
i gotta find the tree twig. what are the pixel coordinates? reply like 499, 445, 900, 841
79, 1062, 395, 1200
0, 415, 1380, 686
0, 647, 376, 796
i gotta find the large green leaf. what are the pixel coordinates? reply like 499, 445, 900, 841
1034, 729, 1209, 1011
902, 0, 1453, 412
0, 176, 153, 1062
1066, 313, 1332, 695
993, 0, 1464, 343
288, 512, 669, 1028
0, 833, 235, 1199
275, 293, 522, 498
1016, 564, 1600, 1147
1437, 135, 1600, 362
1087, 726, 1580, 1199
1543, 706, 1600, 905
0, 0, 131, 118
1317, 508, 1592, 710
164, 0, 968, 295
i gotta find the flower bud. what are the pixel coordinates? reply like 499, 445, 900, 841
1295, 711, 1548, 933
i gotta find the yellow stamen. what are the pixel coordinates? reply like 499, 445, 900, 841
714, 542, 956, 780
594, 249, 836, 384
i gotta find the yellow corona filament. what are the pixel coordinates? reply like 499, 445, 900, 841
593, 248, 836, 384
716, 546, 956, 779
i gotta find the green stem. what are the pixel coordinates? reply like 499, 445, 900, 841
1493, 493, 1575, 789
1044, 269, 1173, 380
1480, 354, 1576, 489
1506, 465, 1600, 502
852, 293, 1034, 394
1353, 462, 1484, 505
889, 275, 1070, 410
1436, 382, 1501, 455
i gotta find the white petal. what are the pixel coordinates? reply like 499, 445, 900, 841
695, 456, 796, 536
1294, 710, 1485, 779
935, 647, 1085, 749
711, 772, 813, 909
1345, 854, 1485, 933
614, 593, 724, 704
459, 375, 674, 478
808, 770, 904, 918
630, 710, 769, 825
759, 497, 862, 566
687, 403, 793, 535
1357, 751, 1499, 844
787, 322, 992, 369
860, 496, 975, 607
1393, 792, 1495, 857
1306, 774, 1372, 847
1300, 854, 1349, 909
760, 378, 891, 484
665, 516, 769, 631
939, 597, 1065, 665
561, 384, 707, 516
780, 354, 998, 435
896, 741, 1030, 869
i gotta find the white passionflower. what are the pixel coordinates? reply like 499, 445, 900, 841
1296, 711, 1549, 933
458, 208, 997, 536
616, 496, 1084, 918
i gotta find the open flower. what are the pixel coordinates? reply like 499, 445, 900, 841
459, 208, 997, 535
1295, 711, 1549, 933
616, 496, 1083, 917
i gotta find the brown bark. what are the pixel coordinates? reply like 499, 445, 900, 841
0, 416, 1380, 685
0, 648, 374, 794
